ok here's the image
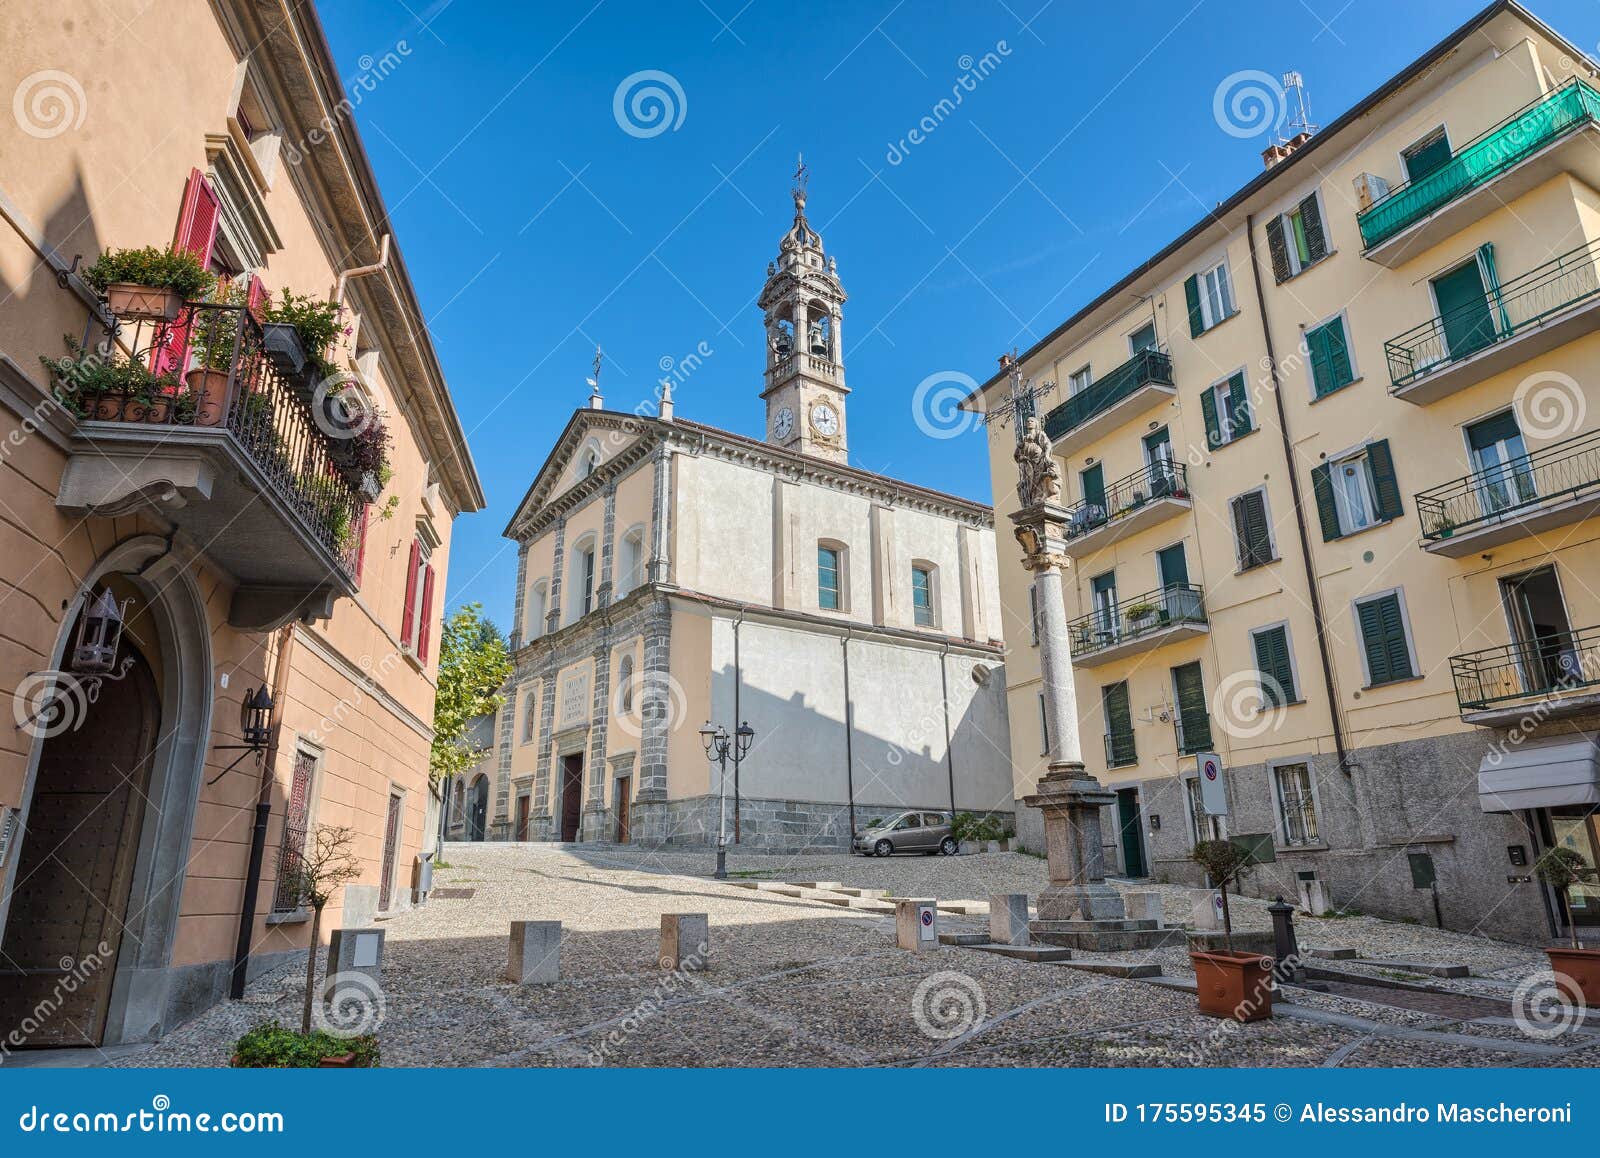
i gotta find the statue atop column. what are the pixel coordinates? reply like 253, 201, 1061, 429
1013, 416, 1061, 506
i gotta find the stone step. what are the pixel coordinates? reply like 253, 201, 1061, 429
967, 943, 1075, 963
1306, 946, 1356, 960
1354, 959, 1471, 978
832, 887, 889, 898
1051, 959, 1162, 979
726, 880, 762, 890
1030, 920, 1188, 953
792, 881, 842, 890
848, 900, 898, 914
939, 932, 991, 946
807, 893, 853, 907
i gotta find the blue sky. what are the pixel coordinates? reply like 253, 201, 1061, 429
317, 0, 1599, 631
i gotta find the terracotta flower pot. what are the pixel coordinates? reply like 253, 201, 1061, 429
185, 368, 230, 426
144, 395, 172, 424
1545, 945, 1600, 1007
318, 1052, 357, 1068
1190, 949, 1274, 1021
91, 394, 123, 421
106, 283, 185, 323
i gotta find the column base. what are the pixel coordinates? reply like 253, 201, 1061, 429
1036, 881, 1128, 923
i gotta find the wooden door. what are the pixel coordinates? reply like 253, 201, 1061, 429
560, 754, 583, 842
378, 791, 403, 910
614, 776, 631, 843
1117, 789, 1146, 878
515, 794, 530, 841
0, 650, 158, 1047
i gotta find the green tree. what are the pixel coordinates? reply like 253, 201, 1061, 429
429, 603, 511, 785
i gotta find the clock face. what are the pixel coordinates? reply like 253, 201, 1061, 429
773, 406, 795, 440
810, 402, 839, 437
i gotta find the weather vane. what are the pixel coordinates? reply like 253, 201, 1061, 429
983, 350, 1056, 444
591, 343, 604, 385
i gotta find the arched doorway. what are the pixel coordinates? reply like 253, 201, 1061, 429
467, 775, 489, 841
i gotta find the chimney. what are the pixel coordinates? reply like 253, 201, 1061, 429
1261, 130, 1313, 169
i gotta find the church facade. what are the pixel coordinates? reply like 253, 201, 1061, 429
489, 176, 1014, 849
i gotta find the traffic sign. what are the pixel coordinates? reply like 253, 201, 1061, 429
1196, 752, 1228, 816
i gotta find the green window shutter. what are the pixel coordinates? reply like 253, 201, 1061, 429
1080, 463, 1105, 509
1184, 274, 1204, 337
1403, 132, 1452, 181
1227, 372, 1252, 436
1307, 323, 1332, 396
1253, 625, 1296, 706
1358, 593, 1415, 685
1199, 386, 1222, 450
1173, 661, 1211, 752
1266, 216, 1291, 283
1365, 439, 1403, 521
1311, 463, 1343, 541
1299, 192, 1327, 263
1307, 319, 1352, 397
1233, 491, 1272, 569
1103, 682, 1134, 764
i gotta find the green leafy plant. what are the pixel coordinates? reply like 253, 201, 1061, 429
190, 280, 249, 371
39, 338, 180, 417
264, 290, 345, 372
1124, 602, 1158, 622
1190, 839, 1255, 951
83, 246, 215, 300
377, 494, 401, 521
1536, 846, 1592, 949
429, 605, 512, 785
231, 1020, 378, 1068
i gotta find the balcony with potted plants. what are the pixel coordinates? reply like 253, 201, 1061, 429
46, 249, 375, 631
1384, 241, 1600, 405
1355, 79, 1600, 267
1415, 430, 1600, 557
1066, 583, 1208, 667
1449, 625, 1600, 726
1041, 347, 1175, 457
1063, 461, 1191, 559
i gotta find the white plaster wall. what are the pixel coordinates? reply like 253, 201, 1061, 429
673, 455, 775, 604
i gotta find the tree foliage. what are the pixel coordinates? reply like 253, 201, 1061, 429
429, 602, 511, 785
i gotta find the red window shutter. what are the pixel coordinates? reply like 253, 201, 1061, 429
351, 503, 370, 584
401, 539, 420, 649
152, 170, 222, 377
417, 564, 436, 662
246, 273, 268, 321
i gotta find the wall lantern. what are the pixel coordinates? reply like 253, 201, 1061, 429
71, 588, 129, 675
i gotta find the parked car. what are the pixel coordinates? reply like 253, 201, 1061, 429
852, 811, 957, 857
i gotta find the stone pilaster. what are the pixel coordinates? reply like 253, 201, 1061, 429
546, 517, 567, 634
645, 445, 673, 585
585, 646, 611, 811
509, 540, 529, 650
597, 484, 617, 608
533, 668, 557, 824
636, 600, 673, 801
492, 678, 520, 832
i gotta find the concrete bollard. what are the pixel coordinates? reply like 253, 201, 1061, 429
895, 899, 939, 952
1123, 890, 1164, 926
660, 913, 709, 971
1189, 889, 1225, 931
327, 927, 384, 985
504, 920, 562, 984
989, 894, 1031, 945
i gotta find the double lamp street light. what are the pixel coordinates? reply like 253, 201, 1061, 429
699, 719, 755, 880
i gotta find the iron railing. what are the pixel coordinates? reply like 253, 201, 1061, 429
1385, 241, 1600, 389
1065, 461, 1190, 541
1415, 429, 1600, 542
1042, 347, 1174, 442
1451, 624, 1600, 712
1358, 79, 1600, 249
1104, 730, 1137, 768
71, 301, 362, 576
1174, 709, 1213, 756
1068, 583, 1207, 657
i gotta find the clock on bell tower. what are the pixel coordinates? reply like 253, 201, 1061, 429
759, 155, 849, 464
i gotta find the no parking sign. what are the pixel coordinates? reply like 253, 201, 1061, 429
1197, 751, 1229, 817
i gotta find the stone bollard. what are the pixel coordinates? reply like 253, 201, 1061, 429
895, 899, 939, 952
504, 920, 562, 984
327, 927, 384, 986
660, 913, 709, 971
989, 894, 1031, 946
1268, 896, 1302, 983
1189, 888, 1225, 931
322, 928, 385, 1028
1296, 877, 1332, 917
1123, 890, 1165, 926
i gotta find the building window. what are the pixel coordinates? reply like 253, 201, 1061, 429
528, 580, 549, 639
1184, 260, 1235, 336
1274, 762, 1320, 846
1251, 624, 1298, 707
520, 690, 538, 744
1202, 371, 1253, 449
1402, 127, 1452, 182
1067, 365, 1092, 395
616, 528, 646, 598
1231, 488, 1276, 571
818, 543, 844, 610
402, 538, 436, 661
1103, 681, 1135, 768
911, 564, 935, 627
1354, 590, 1418, 687
615, 652, 636, 714
1186, 776, 1210, 845
1128, 320, 1158, 353
1267, 190, 1329, 282
271, 746, 318, 913
580, 443, 602, 478
1305, 313, 1356, 398
1312, 440, 1402, 540
1172, 661, 1211, 755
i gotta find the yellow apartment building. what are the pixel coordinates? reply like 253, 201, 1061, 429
970, 0, 1600, 944
0, 2, 483, 1048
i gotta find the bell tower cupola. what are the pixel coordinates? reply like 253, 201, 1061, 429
759, 155, 848, 463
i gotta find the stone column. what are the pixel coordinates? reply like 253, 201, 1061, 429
1012, 501, 1124, 924
546, 517, 567, 634
636, 600, 673, 802
646, 445, 673, 585
533, 667, 557, 834
597, 485, 617, 609
509, 541, 529, 650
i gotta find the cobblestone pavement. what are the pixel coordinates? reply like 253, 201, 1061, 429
108, 845, 1600, 1068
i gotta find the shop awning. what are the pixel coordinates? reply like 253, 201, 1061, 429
1478, 734, 1600, 813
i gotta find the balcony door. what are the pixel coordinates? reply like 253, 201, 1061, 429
1466, 410, 1534, 517
1431, 258, 1497, 360
1144, 427, 1176, 495
1090, 571, 1118, 645
1156, 543, 1196, 622
1501, 566, 1577, 696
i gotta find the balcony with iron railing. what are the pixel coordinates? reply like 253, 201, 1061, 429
1103, 730, 1137, 769
1451, 625, 1600, 723
1063, 461, 1192, 559
1041, 347, 1175, 457
1416, 430, 1600, 557
1357, 79, 1600, 266
1174, 710, 1213, 757
1385, 241, 1600, 404
1067, 583, 1209, 667
52, 301, 365, 630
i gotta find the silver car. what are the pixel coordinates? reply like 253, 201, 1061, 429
852, 811, 956, 857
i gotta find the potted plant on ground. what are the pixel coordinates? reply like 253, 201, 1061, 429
279, 825, 364, 1039
230, 1021, 379, 1069
83, 246, 215, 322
1536, 845, 1600, 1005
1188, 839, 1273, 1021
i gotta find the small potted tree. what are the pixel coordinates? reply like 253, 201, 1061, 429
83, 246, 215, 322
280, 825, 364, 1041
1536, 846, 1599, 1004
1189, 839, 1273, 1021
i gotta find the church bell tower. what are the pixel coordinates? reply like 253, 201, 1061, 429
759, 156, 848, 463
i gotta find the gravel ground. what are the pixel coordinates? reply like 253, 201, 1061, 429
99, 844, 1599, 1069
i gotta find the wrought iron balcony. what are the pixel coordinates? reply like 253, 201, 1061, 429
54, 301, 365, 630
1041, 347, 1175, 456
1103, 731, 1137, 769
1385, 241, 1600, 404
1357, 80, 1600, 265
1415, 430, 1600, 557
1067, 583, 1208, 667
1063, 461, 1191, 558
1174, 711, 1213, 757
1451, 625, 1600, 721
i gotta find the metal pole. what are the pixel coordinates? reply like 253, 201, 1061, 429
841, 629, 856, 838
732, 611, 743, 843
714, 747, 728, 879
939, 641, 956, 815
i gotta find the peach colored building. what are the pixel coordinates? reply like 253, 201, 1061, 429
0, 2, 482, 1049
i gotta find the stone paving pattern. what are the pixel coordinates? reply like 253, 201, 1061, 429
108, 846, 1600, 1068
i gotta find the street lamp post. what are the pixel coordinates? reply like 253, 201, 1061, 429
699, 719, 755, 879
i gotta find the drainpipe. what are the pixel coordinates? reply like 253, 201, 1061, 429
842, 627, 857, 837
1245, 212, 1351, 776
939, 640, 957, 814
330, 233, 392, 309
732, 608, 745, 843
229, 622, 296, 1000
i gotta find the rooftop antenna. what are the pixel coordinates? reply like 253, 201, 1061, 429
587, 344, 604, 410
1282, 71, 1317, 138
